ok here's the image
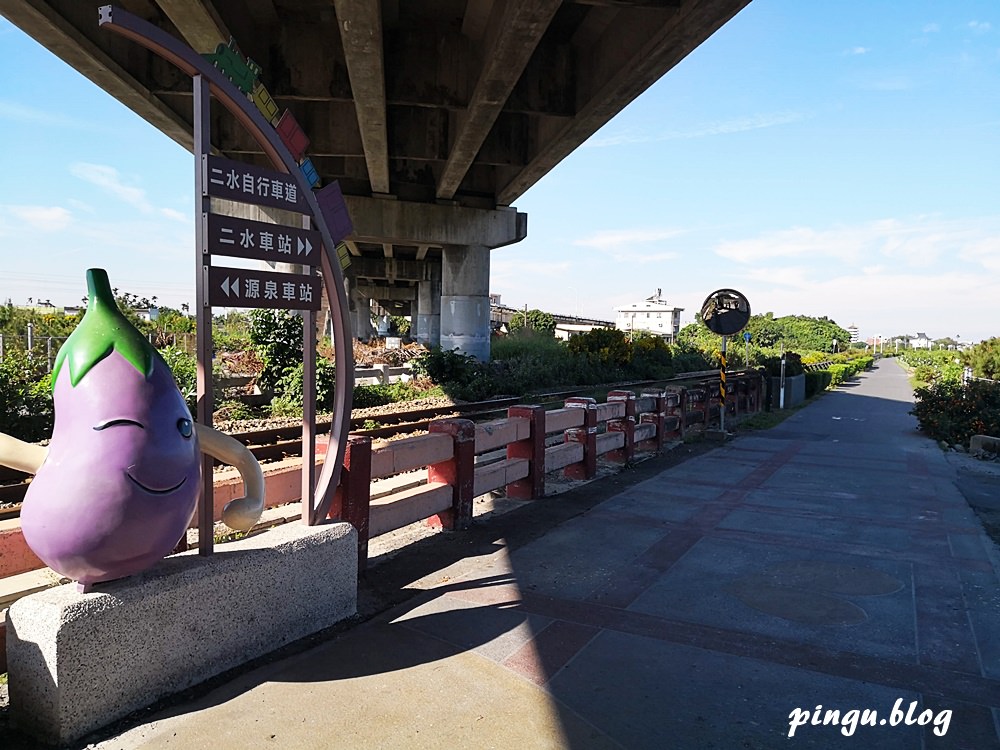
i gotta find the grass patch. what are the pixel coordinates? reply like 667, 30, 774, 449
736, 410, 795, 431
735, 386, 836, 433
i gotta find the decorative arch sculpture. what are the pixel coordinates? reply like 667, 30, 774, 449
98, 5, 354, 532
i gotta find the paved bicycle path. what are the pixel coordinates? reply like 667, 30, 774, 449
76, 360, 1000, 748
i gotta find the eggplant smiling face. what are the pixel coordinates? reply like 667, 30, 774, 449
19, 270, 201, 585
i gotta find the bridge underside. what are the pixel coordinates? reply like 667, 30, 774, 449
0, 0, 750, 357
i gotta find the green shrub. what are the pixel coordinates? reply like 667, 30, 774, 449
965, 337, 1000, 380
508, 309, 556, 335
0, 350, 52, 442
271, 359, 337, 411
249, 309, 303, 392
805, 370, 832, 397
269, 393, 303, 418
412, 348, 483, 387
159, 345, 197, 413
214, 399, 258, 421
491, 333, 588, 392
631, 334, 673, 379
669, 345, 713, 374
801, 352, 832, 365
567, 328, 631, 369
390, 315, 411, 337
761, 352, 804, 377
828, 364, 852, 386
912, 380, 1000, 446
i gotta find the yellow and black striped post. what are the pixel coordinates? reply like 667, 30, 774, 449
720, 335, 727, 432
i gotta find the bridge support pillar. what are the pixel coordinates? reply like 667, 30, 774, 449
440, 244, 490, 361
412, 267, 441, 348
349, 281, 376, 341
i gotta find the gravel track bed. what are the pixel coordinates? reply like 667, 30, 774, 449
213, 395, 464, 436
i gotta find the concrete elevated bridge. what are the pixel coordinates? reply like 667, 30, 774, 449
0, 0, 750, 358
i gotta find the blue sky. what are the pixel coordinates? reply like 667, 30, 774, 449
1, 1, 999, 342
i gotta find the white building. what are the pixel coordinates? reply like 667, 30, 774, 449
614, 289, 683, 341
847, 325, 860, 343
911, 332, 932, 349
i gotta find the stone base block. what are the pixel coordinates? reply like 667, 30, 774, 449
7, 521, 357, 746
970, 434, 1000, 455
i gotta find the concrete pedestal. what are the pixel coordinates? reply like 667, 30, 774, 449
6, 521, 357, 746
770, 373, 806, 409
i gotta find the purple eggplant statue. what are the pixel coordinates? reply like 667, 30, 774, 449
0, 269, 264, 587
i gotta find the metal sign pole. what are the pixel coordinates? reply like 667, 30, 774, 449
720, 335, 727, 433
193, 73, 214, 556
779, 343, 786, 410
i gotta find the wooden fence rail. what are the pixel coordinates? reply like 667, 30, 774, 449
329, 374, 764, 571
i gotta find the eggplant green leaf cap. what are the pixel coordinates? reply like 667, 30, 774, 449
51, 268, 158, 389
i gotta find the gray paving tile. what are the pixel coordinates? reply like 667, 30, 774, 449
627, 537, 918, 661
548, 630, 926, 750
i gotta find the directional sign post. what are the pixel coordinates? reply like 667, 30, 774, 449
203, 155, 311, 214
208, 267, 321, 310
205, 214, 322, 265
102, 5, 358, 561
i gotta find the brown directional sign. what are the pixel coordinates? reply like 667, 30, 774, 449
208, 266, 321, 310
205, 214, 322, 266
203, 155, 310, 213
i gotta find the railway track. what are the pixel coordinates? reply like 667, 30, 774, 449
0, 369, 746, 520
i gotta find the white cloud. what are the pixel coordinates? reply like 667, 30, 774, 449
492, 257, 573, 281
0, 99, 91, 129
572, 227, 683, 263
586, 111, 806, 147
723, 268, 1000, 341
714, 217, 1000, 270
844, 46, 870, 55
923, 23, 940, 34
741, 266, 814, 287
69, 163, 153, 214
159, 207, 189, 223
968, 20, 992, 34
2, 205, 73, 232
699, 217, 1000, 341
574, 228, 685, 248
959, 236, 1000, 271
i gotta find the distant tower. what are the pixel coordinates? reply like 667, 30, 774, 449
847, 324, 860, 343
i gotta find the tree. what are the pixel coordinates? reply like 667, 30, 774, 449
149, 306, 195, 348
509, 308, 555, 336
965, 338, 1000, 380
745, 315, 782, 348
568, 327, 631, 368
0, 348, 53, 441
248, 309, 303, 391
390, 315, 411, 337
773, 315, 852, 353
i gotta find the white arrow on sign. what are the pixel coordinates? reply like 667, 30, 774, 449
221, 276, 241, 298
297, 237, 313, 256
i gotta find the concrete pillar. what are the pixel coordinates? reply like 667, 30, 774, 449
440, 244, 490, 361
349, 280, 375, 341
414, 264, 441, 348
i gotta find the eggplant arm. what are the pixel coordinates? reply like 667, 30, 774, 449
194, 423, 265, 531
0, 432, 48, 474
